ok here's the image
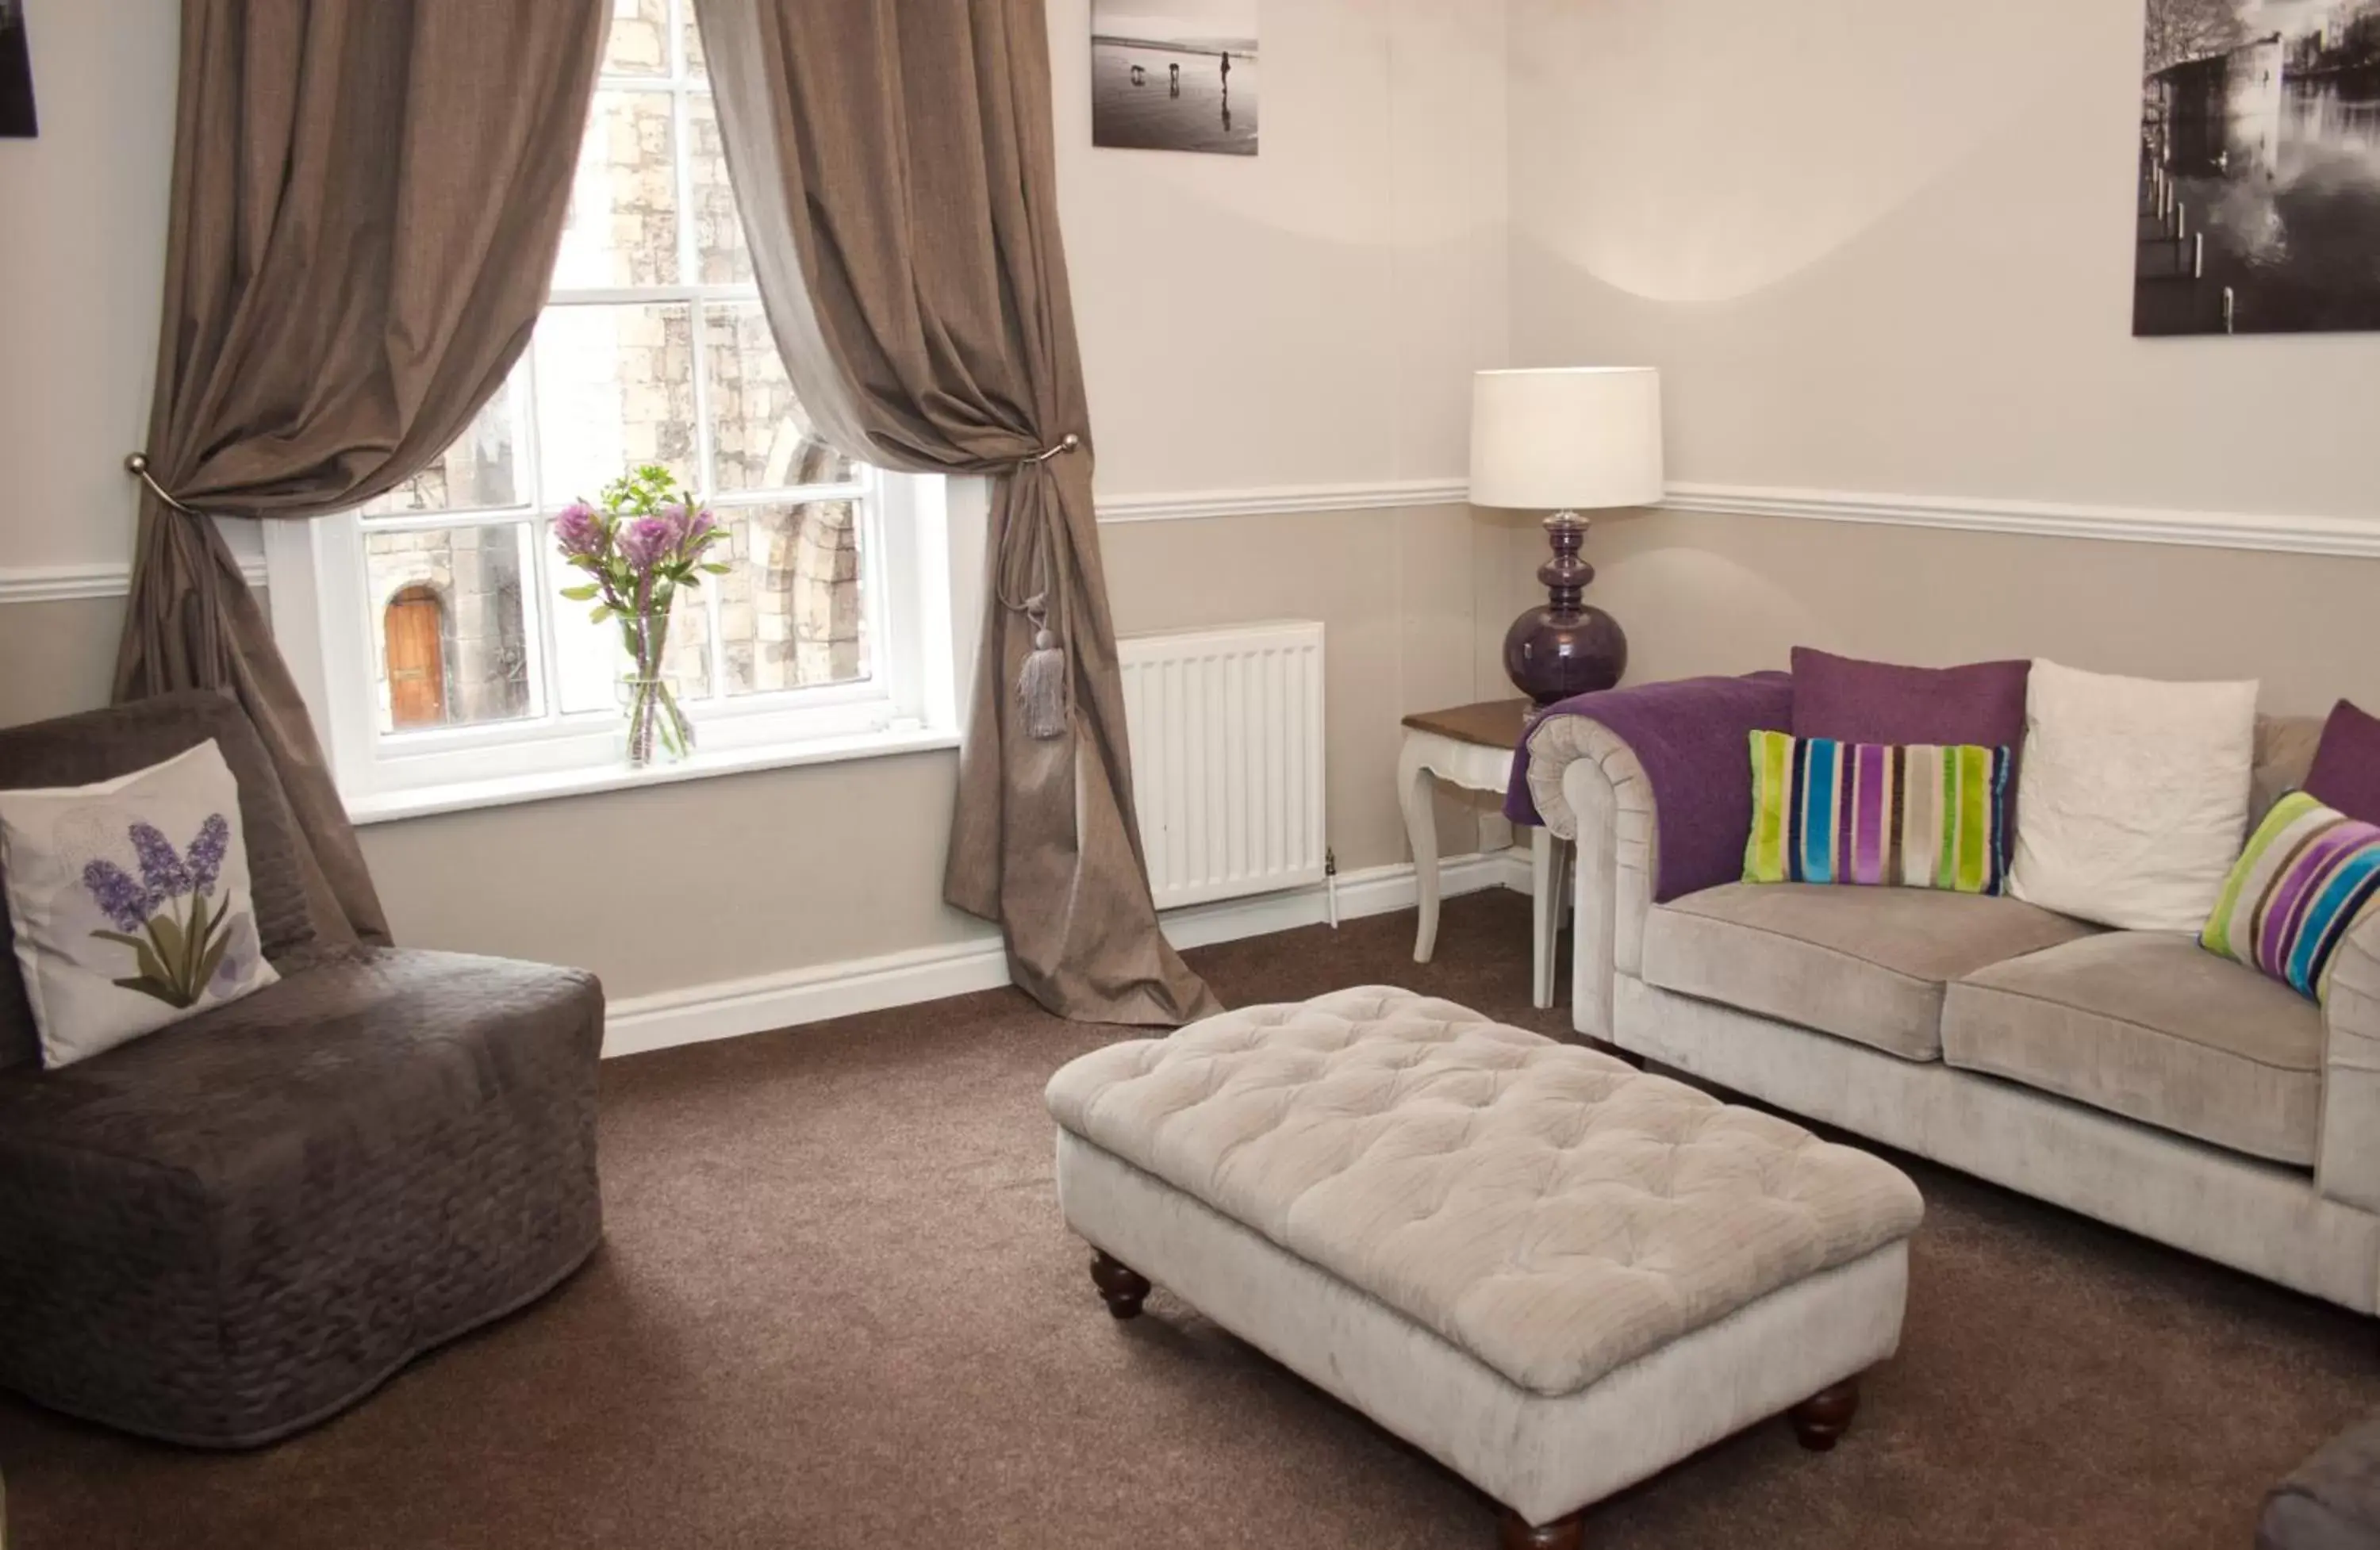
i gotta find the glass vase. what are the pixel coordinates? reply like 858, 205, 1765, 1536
617, 601, 695, 768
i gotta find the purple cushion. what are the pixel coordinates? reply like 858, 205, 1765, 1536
2305, 699, 2380, 827
1791, 646, 2032, 751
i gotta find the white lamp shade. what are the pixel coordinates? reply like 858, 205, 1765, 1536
1468, 367, 1664, 511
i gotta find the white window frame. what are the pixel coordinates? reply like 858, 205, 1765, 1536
264, 0, 964, 823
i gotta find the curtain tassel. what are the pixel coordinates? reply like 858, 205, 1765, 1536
1017, 594, 1068, 740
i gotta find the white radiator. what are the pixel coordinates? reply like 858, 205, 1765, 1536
1118, 620, 1327, 911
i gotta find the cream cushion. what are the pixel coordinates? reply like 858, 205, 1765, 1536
0, 741, 278, 1069
1942, 931, 2323, 1165
2007, 659, 2259, 932
1045, 987, 1923, 1395
1641, 884, 2099, 1061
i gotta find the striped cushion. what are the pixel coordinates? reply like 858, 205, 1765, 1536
2201, 791, 2380, 1003
1745, 731, 2011, 894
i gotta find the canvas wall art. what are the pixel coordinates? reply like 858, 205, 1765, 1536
0, 0, 36, 139
2134, 0, 2380, 335
1092, 0, 1257, 157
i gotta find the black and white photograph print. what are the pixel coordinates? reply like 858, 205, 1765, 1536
2135, 0, 2380, 335
0, 0, 36, 140
1092, 0, 1258, 157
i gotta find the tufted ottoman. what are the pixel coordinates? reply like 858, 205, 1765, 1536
1046, 988, 1924, 1548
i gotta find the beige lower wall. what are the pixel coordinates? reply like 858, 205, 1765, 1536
0, 504, 1525, 1001
1579, 509, 2380, 716
6, 507, 2372, 999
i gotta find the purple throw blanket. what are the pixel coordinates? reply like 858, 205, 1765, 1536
1504, 672, 1794, 903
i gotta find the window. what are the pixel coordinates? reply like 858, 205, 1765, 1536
267, 0, 960, 819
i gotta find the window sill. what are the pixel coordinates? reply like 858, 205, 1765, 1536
344, 725, 962, 826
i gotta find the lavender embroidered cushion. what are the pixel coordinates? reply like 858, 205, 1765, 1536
2200, 791, 2380, 1003
0, 740, 278, 1068
1745, 731, 2012, 894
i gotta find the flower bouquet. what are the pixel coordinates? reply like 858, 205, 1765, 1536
555, 465, 730, 767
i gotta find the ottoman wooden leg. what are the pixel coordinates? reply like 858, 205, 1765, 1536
1788, 1376, 1861, 1452
1496, 1506, 1584, 1549
1089, 1251, 1150, 1320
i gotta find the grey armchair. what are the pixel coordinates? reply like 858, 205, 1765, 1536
0, 692, 604, 1447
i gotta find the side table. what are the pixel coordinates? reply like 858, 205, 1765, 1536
1398, 699, 1570, 1009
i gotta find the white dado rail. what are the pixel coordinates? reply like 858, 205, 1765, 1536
1087, 479, 2380, 558
3, 481, 2376, 604
0, 554, 272, 604
1660, 483, 2380, 562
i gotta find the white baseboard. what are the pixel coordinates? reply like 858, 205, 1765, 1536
600, 848, 1534, 1058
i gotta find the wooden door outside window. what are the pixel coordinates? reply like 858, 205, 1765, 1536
385, 586, 448, 728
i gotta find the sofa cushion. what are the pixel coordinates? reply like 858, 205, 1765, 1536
1941, 932, 2322, 1166
1641, 883, 2101, 1061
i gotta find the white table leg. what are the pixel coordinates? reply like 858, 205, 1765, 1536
1531, 827, 1570, 1009
1398, 737, 1441, 963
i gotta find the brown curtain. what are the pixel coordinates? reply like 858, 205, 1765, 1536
116, 1, 609, 945
695, 0, 1216, 1025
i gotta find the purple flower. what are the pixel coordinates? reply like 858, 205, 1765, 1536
683, 507, 719, 548
185, 813, 231, 897
555, 501, 607, 559
129, 821, 193, 901
619, 515, 676, 574
82, 859, 154, 934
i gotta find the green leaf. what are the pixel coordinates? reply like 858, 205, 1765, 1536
131, 938, 175, 996
589, 604, 615, 624
148, 912, 186, 969
701, 562, 731, 574
560, 583, 601, 601
113, 975, 192, 1008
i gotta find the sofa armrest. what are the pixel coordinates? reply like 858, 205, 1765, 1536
1541, 720, 1658, 1040
2318, 911, 2380, 1214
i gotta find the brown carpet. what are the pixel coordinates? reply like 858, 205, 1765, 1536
0, 891, 2373, 1548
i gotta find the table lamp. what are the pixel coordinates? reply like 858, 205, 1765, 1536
1469, 366, 1663, 704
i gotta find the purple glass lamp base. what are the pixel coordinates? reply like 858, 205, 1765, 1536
1503, 509, 1628, 705
1503, 604, 1627, 705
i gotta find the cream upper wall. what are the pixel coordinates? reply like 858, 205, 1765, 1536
1505, 0, 2380, 520
0, 0, 180, 571
0, 0, 1522, 1003
1052, 0, 1508, 496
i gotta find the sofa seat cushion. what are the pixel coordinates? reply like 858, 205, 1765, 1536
1940, 932, 2323, 1165
1640, 884, 2102, 1061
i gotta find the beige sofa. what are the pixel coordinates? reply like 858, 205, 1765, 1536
1526, 708, 2380, 1314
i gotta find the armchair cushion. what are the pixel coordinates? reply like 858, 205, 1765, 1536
0, 946, 604, 1447
0, 691, 338, 1071
1942, 932, 2323, 1166
1641, 883, 2097, 1061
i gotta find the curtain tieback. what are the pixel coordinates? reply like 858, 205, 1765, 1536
1004, 433, 1081, 741
125, 453, 206, 518
1018, 432, 1081, 467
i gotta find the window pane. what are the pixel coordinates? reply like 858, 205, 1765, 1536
366, 525, 538, 734
684, 6, 708, 79
602, 0, 670, 77
554, 90, 681, 289
547, 547, 716, 716
685, 96, 748, 284
361, 373, 525, 516
535, 302, 698, 505
703, 302, 856, 491
718, 502, 869, 695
